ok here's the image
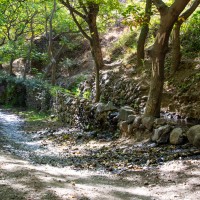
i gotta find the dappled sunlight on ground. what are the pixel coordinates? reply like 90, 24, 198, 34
1, 152, 200, 200
0, 109, 200, 199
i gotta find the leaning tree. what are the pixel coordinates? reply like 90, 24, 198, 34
144, 0, 193, 117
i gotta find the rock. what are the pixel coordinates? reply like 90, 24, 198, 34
50, 115, 55, 119
186, 125, 200, 147
119, 121, 128, 137
104, 101, 117, 111
154, 118, 167, 126
119, 106, 135, 121
95, 102, 117, 113
132, 116, 142, 128
170, 128, 184, 145
128, 123, 134, 135
127, 115, 136, 124
142, 116, 155, 130
152, 125, 171, 144
95, 103, 105, 113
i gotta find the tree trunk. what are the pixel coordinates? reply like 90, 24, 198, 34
137, 0, 152, 67
44, 44, 65, 78
171, 0, 200, 73
144, 49, 166, 117
89, 33, 103, 102
0, 63, 3, 70
59, 0, 104, 102
144, 25, 169, 117
171, 22, 181, 74
91, 46, 101, 102
23, 12, 36, 79
145, 0, 190, 117
88, 4, 104, 102
46, 0, 56, 85
9, 57, 14, 76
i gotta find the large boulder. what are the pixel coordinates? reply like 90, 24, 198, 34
152, 125, 171, 144
119, 106, 135, 121
186, 125, 200, 147
170, 128, 184, 145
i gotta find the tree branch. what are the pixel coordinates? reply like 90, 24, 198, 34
0, 38, 6, 46
60, 0, 91, 42
169, 0, 190, 17
59, 0, 87, 20
70, 10, 92, 42
152, 0, 168, 14
78, 0, 89, 15
180, 0, 200, 21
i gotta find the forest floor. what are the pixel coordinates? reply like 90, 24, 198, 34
0, 109, 200, 200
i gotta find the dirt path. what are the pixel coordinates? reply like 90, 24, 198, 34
0, 109, 200, 200
1, 151, 200, 200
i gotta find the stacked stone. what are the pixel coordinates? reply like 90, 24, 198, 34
119, 107, 200, 147
26, 86, 50, 111
170, 87, 200, 120
90, 70, 149, 113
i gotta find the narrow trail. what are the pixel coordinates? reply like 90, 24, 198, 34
0, 109, 199, 200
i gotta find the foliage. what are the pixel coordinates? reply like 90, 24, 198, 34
61, 58, 78, 69
49, 85, 72, 97
181, 10, 200, 55
122, 1, 152, 30
109, 31, 138, 60
83, 90, 91, 99
18, 110, 50, 122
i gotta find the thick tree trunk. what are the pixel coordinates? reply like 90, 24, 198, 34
144, 0, 190, 117
145, 50, 166, 117
145, 13, 173, 117
144, 23, 169, 117
171, 22, 181, 74
137, 0, 152, 67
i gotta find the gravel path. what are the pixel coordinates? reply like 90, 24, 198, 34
0, 109, 200, 200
